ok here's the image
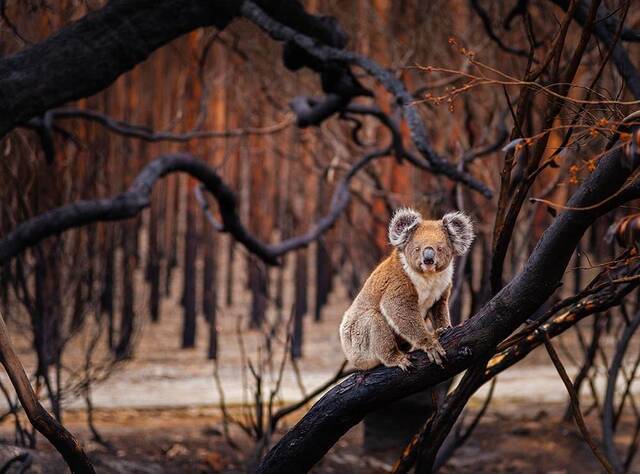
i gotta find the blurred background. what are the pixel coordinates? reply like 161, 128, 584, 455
1, 0, 640, 472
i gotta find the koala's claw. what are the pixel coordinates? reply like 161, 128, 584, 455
422, 340, 446, 367
396, 355, 413, 372
436, 326, 452, 336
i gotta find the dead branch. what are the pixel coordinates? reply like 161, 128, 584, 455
469, 0, 531, 58
544, 333, 615, 473
0, 312, 94, 473
256, 140, 640, 473
29, 108, 293, 143
0, 0, 241, 138
0, 149, 391, 267
196, 147, 391, 263
240, 0, 493, 198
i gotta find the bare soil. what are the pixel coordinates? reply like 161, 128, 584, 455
0, 402, 636, 473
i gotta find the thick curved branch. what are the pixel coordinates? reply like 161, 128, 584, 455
0, 0, 241, 138
256, 140, 640, 473
0, 149, 391, 267
289, 95, 349, 127
197, 147, 391, 261
0, 154, 249, 265
241, 0, 493, 198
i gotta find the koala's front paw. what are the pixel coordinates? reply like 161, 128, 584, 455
417, 337, 447, 366
396, 355, 413, 372
435, 325, 452, 337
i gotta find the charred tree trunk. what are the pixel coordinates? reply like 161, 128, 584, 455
115, 224, 136, 360
248, 256, 268, 329
314, 238, 332, 322
202, 216, 218, 359
101, 230, 116, 350
165, 175, 180, 297
146, 202, 161, 322
33, 246, 62, 421
225, 238, 235, 306
182, 188, 198, 348
70, 274, 84, 334
313, 172, 332, 322
291, 248, 308, 359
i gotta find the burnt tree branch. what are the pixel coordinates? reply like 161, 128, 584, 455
0, 312, 94, 473
24, 108, 293, 143
240, 0, 493, 198
256, 137, 640, 473
0, 148, 393, 267
0, 0, 241, 138
551, 0, 640, 99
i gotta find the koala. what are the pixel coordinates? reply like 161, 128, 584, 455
339, 208, 474, 370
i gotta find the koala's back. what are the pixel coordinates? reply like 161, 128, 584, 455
339, 252, 416, 369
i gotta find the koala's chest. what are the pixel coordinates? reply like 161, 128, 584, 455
411, 266, 453, 316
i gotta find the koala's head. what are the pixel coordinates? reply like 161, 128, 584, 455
388, 208, 474, 274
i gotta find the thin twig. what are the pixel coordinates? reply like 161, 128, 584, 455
543, 332, 615, 474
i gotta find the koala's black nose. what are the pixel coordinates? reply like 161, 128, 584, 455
423, 247, 435, 265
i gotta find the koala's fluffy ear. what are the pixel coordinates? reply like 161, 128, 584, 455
389, 208, 422, 248
442, 211, 474, 255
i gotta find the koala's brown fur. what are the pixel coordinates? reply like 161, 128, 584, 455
339, 208, 474, 370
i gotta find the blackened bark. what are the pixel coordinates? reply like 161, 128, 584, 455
165, 176, 180, 296
33, 250, 60, 377
85, 225, 96, 303
248, 257, 268, 329
0, 0, 239, 137
201, 205, 219, 359
115, 224, 135, 360
182, 191, 198, 348
0, 151, 379, 267
256, 143, 640, 473
314, 238, 332, 321
146, 203, 161, 322
225, 238, 235, 306
101, 231, 115, 349
291, 248, 308, 359
70, 275, 84, 334
33, 246, 63, 422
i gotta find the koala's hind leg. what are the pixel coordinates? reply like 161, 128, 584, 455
368, 311, 412, 371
